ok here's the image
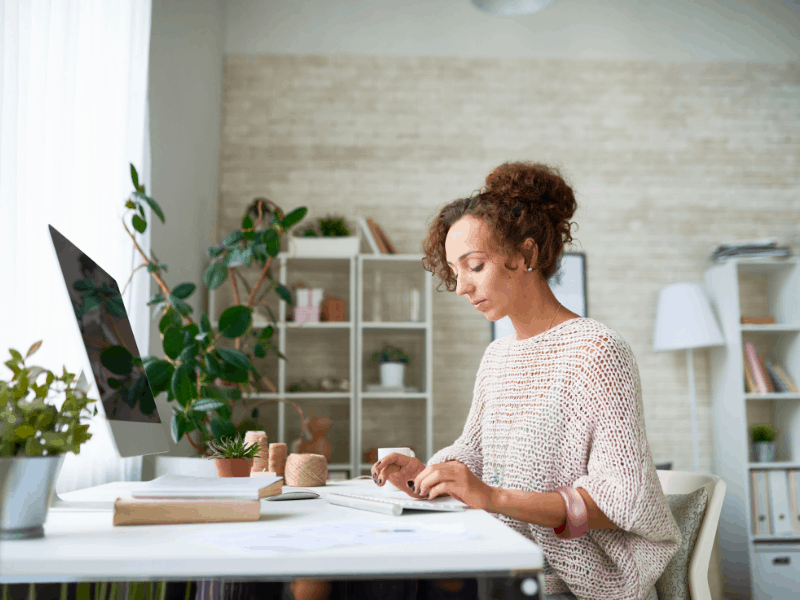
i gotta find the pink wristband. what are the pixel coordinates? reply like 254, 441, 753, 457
554, 486, 589, 540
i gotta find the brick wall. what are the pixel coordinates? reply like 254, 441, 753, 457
217, 54, 800, 475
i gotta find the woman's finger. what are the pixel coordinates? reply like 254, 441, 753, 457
425, 482, 451, 501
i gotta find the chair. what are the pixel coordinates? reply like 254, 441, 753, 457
656, 470, 727, 600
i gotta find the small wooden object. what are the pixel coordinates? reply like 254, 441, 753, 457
269, 442, 287, 477
742, 316, 776, 324
244, 431, 269, 474
321, 294, 346, 322
114, 498, 260, 526
285, 454, 327, 487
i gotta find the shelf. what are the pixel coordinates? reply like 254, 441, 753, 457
361, 392, 428, 399
243, 392, 352, 399
752, 535, 800, 543
748, 462, 800, 470
746, 393, 800, 400
361, 322, 427, 329
741, 324, 800, 333
327, 463, 350, 471
211, 320, 354, 329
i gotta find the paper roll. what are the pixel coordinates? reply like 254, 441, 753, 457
285, 454, 327, 487
244, 431, 269, 474
268, 443, 287, 477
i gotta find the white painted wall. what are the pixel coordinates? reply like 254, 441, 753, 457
146, 0, 226, 458
224, 0, 800, 62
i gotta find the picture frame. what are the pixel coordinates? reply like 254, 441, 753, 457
492, 251, 588, 341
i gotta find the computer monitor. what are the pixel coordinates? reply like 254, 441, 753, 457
48, 225, 169, 463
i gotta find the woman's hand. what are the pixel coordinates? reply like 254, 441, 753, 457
412, 461, 495, 510
371, 453, 428, 499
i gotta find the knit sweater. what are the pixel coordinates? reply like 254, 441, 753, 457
428, 317, 681, 600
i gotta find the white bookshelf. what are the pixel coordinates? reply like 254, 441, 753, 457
705, 257, 800, 600
209, 252, 433, 478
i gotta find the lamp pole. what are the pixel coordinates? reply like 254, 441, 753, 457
686, 347, 701, 472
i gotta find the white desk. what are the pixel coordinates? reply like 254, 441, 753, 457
0, 480, 544, 598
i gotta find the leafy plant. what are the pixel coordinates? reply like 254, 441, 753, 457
371, 344, 410, 364
0, 341, 98, 457
205, 434, 260, 460
751, 424, 777, 443
296, 215, 351, 238
122, 165, 311, 455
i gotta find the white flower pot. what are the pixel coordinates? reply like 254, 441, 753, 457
380, 362, 406, 388
289, 236, 360, 257
753, 441, 776, 463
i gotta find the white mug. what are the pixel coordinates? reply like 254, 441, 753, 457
377, 447, 416, 493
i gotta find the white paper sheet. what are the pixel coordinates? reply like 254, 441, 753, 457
183, 519, 478, 554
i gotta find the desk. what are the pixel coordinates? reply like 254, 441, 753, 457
0, 480, 544, 599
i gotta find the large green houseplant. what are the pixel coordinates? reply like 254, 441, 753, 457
122, 164, 310, 456
0, 341, 98, 539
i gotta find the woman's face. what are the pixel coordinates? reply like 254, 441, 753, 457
445, 216, 525, 320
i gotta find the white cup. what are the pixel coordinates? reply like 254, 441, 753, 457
377, 447, 416, 493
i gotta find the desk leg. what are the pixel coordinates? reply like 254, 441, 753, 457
476, 576, 544, 600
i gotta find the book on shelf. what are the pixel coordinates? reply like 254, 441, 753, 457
764, 360, 790, 393
113, 497, 261, 526
742, 316, 776, 325
773, 364, 798, 393
357, 217, 381, 254
751, 471, 762, 535
743, 356, 758, 394
131, 474, 283, 500
768, 469, 795, 535
754, 470, 772, 535
744, 342, 770, 394
789, 470, 800, 535
757, 355, 776, 393
367, 218, 397, 254
365, 218, 390, 254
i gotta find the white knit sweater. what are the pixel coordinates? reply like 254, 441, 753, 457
428, 317, 680, 600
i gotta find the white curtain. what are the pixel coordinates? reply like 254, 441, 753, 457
0, 0, 154, 493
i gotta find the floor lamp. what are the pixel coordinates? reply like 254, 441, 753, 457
653, 283, 725, 472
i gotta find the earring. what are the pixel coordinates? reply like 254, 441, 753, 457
527, 267, 533, 272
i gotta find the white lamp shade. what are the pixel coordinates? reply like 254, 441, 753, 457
653, 283, 725, 351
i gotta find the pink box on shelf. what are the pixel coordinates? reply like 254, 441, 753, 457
293, 306, 320, 323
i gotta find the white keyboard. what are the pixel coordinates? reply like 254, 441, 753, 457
326, 492, 467, 516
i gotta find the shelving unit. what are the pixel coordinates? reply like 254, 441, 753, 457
705, 257, 800, 600
209, 252, 433, 479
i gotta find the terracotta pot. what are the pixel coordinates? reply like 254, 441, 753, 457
214, 458, 251, 477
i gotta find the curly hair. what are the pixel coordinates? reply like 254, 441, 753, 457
421, 162, 578, 292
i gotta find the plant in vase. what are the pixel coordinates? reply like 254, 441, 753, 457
291, 214, 360, 257
205, 434, 260, 477
371, 344, 410, 389
0, 342, 98, 539
121, 164, 310, 457
751, 424, 778, 463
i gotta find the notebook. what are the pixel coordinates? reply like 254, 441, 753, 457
131, 474, 283, 500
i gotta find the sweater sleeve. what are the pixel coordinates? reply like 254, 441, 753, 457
426, 347, 490, 479
570, 332, 680, 544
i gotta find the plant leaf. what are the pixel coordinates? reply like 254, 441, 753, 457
171, 365, 193, 407
26, 340, 43, 358
100, 345, 134, 375
130, 164, 140, 191
199, 313, 212, 334
223, 231, 243, 247
147, 293, 164, 306
253, 343, 266, 358
171, 413, 186, 443
206, 244, 226, 258
281, 207, 307, 229
171, 282, 196, 300
216, 348, 250, 372
275, 284, 293, 304
132, 215, 146, 234
170, 297, 193, 316
204, 263, 228, 290
223, 247, 245, 267
263, 229, 280, 257
218, 305, 252, 338
144, 359, 173, 393
162, 325, 184, 360
189, 398, 229, 413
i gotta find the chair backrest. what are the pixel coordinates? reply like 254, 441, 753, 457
656, 470, 727, 600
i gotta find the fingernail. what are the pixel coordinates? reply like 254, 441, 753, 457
376, 460, 381, 465
378, 478, 382, 484
415, 487, 420, 494
372, 472, 377, 479
407, 480, 414, 488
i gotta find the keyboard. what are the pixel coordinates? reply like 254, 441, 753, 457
326, 492, 467, 516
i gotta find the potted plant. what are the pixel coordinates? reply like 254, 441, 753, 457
206, 434, 261, 477
752, 424, 778, 462
122, 167, 310, 462
289, 214, 360, 257
0, 341, 98, 539
371, 344, 410, 388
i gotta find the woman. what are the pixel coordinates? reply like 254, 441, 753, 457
372, 162, 681, 600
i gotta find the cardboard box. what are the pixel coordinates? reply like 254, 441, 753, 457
321, 295, 346, 321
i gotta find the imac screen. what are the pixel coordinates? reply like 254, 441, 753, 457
49, 225, 161, 424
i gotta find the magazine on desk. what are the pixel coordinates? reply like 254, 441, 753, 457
131, 474, 283, 500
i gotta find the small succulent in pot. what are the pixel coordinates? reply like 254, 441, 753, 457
371, 344, 410, 364
751, 423, 778, 463
751, 424, 777, 443
297, 215, 351, 238
206, 434, 261, 477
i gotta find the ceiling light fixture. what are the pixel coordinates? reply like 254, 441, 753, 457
471, 0, 559, 16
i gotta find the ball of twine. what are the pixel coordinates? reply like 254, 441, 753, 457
268, 443, 287, 477
285, 454, 327, 487
244, 431, 269, 474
